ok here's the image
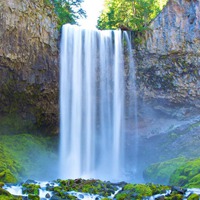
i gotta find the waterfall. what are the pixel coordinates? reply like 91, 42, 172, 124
59, 24, 137, 181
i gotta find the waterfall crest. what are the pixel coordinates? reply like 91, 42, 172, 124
59, 24, 136, 181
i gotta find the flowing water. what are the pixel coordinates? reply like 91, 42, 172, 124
59, 24, 137, 181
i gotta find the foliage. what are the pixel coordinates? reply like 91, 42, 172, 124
22, 183, 40, 196
54, 179, 119, 198
0, 134, 58, 182
0, 114, 36, 135
48, 0, 86, 27
169, 158, 200, 188
143, 157, 187, 185
115, 183, 170, 199
97, 0, 168, 31
2, 180, 200, 199
188, 193, 200, 200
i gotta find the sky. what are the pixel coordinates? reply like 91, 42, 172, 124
78, 0, 104, 28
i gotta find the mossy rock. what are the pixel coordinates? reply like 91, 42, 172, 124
27, 194, 40, 200
0, 189, 22, 200
143, 157, 187, 184
115, 183, 153, 199
169, 158, 200, 187
0, 196, 22, 200
0, 114, 36, 135
22, 183, 40, 195
0, 133, 58, 181
0, 169, 17, 183
0, 182, 4, 187
56, 179, 118, 198
188, 193, 199, 200
165, 193, 183, 200
0, 187, 11, 196
147, 183, 170, 195
184, 173, 200, 188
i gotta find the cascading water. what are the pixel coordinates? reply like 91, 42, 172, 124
59, 24, 137, 181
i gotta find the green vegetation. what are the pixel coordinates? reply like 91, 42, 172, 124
0, 77, 54, 134
144, 157, 200, 188
0, 114, 36, 135
0, 186, 22, 200
143, 157, 187, 184
97, 0, 168, 31
188, 193, 200, 200
46, 0, 86, 28
54, 179, 119, 198
115, 183, 170, 199
1, 179, 200, 199
170, 158, 200, 188
22, 183, 40, 196
0, 133, 58, 183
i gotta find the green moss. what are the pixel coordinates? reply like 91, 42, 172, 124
115, 192, 128, 200
22, 183, 40, 195
44, 0, 51, 6
0, 169, 17, 183
0, 182, 4, 187
169, 194, 183, 200
0, 187, 11, 196
147, 183, 170, 195
0, 77, 57, 134
143, 157, 187, 184
186, 174, 200, 188
0, 146, 19, 183
0, 134, 58, 182
188, 193, 199, 200
55, 179, 118, 198
123, 183, 135, 190
0, 189, 22, 199
115, 183, 153, 199
169, 158, 200, 187
0, 114, 36, 135
27, 194, 40, 200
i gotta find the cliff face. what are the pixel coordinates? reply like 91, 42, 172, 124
0, 0, 59, 133
0, 0, 199, 134
136, 0, 200, 115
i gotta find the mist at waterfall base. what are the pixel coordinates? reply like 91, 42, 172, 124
59, 24, 139, 182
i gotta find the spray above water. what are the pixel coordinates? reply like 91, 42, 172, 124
59, 24, 137, 181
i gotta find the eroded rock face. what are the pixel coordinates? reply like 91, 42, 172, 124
136, 0, 200, 115
0, 0, 59, 134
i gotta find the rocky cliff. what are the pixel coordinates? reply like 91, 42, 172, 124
0, 0, 199, 135
130, 0, 200, 173
0, 0, 59, 134
136, 0, 200, 117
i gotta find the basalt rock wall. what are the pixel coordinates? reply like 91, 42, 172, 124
135, 0, 200, 117
0, 0, 59, 134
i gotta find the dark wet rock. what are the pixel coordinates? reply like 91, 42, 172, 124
25, 180, 37, 184
0, 0, 59, 134
112, 181, 127, 188
171, 186, 186, 194
155, 195, 165, 200
45, 193, 51, 198
50, 195, 63, 200
78, 193, 84, 198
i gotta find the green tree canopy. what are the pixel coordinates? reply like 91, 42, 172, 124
49, 0, 86, 26
97, 0, 168, 31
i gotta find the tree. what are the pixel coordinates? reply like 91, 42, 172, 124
97, 0, 167, 31
49, 0, 86, 26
